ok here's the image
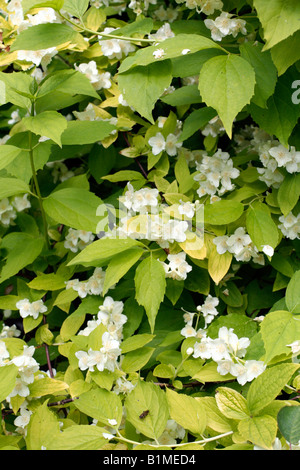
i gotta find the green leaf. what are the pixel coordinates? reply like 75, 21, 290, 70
67, 237, 146, 266
208, 245, 232, 286
102, 248, 144, 295
0, 364, 18, 403
215, 387, 249, 420
60, 297, 101, 341
121, 334, 155, 354
25, 401, 60, 450
198, 55, 256, 138
270, 30, 300, 76
247, 363, 300, 416
0, 71, 33, 109
253, 0, 300, 50
0, 145, 23, 171
178, 106, 217, 142
246, 201, 279, 252
28, 377, 69, 398
63, 0, 89, 18
277, 406, 300, 446
27, 273, 67, 291
119, 34, 223, 73
204, 200, 244, 225
43, 188, 103, 233
74, 388, 123, 427
238, 415, 278, 450
61, 120, 116, 145
118, 61, 172, 123
166, 388, 207, 435
260, 310, 300, 363
47, 425, 107, 450
286, 271, 300, 314
125, 379, 169, 440
134, 255, 166, 333
161, 84, 202, 107
10, 23, 78, 51
37, 69, 100, 99
250, 69, 300, 147
121, 346, 155, 373
22, 111, 68, 147
278, 173, 300, 216
239, 41, 277, 108
0, 233, 44, 284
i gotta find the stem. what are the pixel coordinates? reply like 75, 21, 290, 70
115, 430, 234, 448
28, 103, 50, 249
59, 13, 158, 44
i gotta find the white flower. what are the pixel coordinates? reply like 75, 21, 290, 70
268, 145, 292, 167
262, 245, 274, 257
181, 325, 197, 338
12, 194, 31, 212
197, 295, 219, 327
153, 48, 166, 59
226, 227, 252, 256
163, 251, 192, 281
75, 61, 111, 90
287, 340, 300, 355
17, 47, 57, 67
98, 28, 136, 59
178, 200, 195, 219
165, 133, 183, 156
149, 23, 175, 42
0, 340, 10, 361
64, 228, 95, 253
11, 345, 38, 370
16, 298, 47, 320
148, 132, 166, 155
234, 360, 266, 385
75, 350, 96, 372
14, 408, 32, 429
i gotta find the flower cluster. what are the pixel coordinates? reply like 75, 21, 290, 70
75, 60, 112, 90
192, 326, 266, 386
0, 194, 31, 227
175, 0, 223, 15
16, 298, 47, 320
98, 28, 136, 60
78, 296, 127, 341
193, 149, 240, 199
161, 251, 192, 281
0, 344, 40, 402
75, 297, 127, 373
64, 228, 95, 253
213, 227, 266, 264
66, 267, 108, 298
278, 212, 300, 240
121, 182, 159, 214
204, 11, 247, 41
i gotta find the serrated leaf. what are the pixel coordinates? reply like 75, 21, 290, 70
134, 255, 166, 333
238, 415, 278, 449
246, 201, 279, 252
125, 380, 169, 439
43, 188, 103, 233
199, 55, 256, 138
215, 387, 249, 420
118, 61, 172, 123
166, 388, 207, 435
74, 388, 123, 427
247, 363, 300, 416
10, 23, 78, 51
22, 111, 67, 147
253, 0, 300, 50
260, 310, 300, 363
